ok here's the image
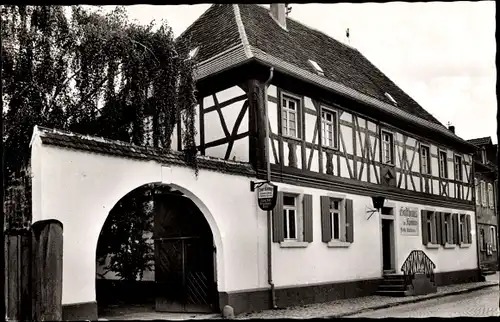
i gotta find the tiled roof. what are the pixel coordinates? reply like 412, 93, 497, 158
466, 137, 492, 147
34, 126, 255, 177
178, 4, 443, 127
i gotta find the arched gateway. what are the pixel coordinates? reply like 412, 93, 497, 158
30, 126, 256, 320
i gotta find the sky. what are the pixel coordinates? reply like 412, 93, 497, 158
94, 2, 497, 144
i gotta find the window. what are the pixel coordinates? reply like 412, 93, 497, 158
443, 213, 453, 244
308, 59, 324, 76
329, 199, 344, 241
381, 130, 394, 165
321, 196, 353, 245
488, 183, 494, 209
281, 94, 300, 138
480, 228, 486, 251
420, 145, 431, 174
426, 212, 437, 244
439, 151, 448, 178
321, 107, 338, 149
454, 155, 463, 181
283, 195, 298, 240
273, 192, 313, 245
490, 226, 497, 251
459, 214, 466, 244
481, 181, 487, 207
475, 178, 480, 206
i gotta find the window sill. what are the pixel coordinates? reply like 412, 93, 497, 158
459, 243, 471, 248
327, 240, 351, 248
425, 243, 440, 249
280, 241, 308, 248
322, 145, 339, 153
443, 243, 456, 249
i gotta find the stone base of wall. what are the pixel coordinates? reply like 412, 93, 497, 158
63, 301, 98, 321
219, 277, 382, 315
66, 269, 484, 319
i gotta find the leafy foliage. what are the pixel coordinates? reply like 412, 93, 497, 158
1, 5, 199, 281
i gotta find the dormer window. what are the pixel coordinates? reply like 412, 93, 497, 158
308, 59, 324, 76
384, 92, 397, 106
188, 47, 199, 60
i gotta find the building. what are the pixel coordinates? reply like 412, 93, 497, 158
467, 136, 498, 273
29, 4, 482, 320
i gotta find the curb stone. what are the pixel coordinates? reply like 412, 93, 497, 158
330, 282, 498, 318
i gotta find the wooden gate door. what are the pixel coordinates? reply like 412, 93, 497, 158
154, 193, 216, 313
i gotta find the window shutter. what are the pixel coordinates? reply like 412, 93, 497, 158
272, 192, 284, 242
488, 184, 494, 208
440, 213, 447, 245
345, 199, 354, 243
320, 196, 331, 242
452, 213, 459, 245
421, 211, 428, 245
466, 215, 472, 244
475, 179, 480, 205
303, 194, 313, 242
435, 212, 442, 245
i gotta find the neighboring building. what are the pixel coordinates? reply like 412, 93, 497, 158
30, 4, 483, 320
467, 136, 498, 272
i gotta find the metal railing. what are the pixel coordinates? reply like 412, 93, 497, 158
400, 250, 436, 288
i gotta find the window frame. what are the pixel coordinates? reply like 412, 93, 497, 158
490, 226, 497, 251
443, 213, 453, 245
320, 105, 339, 150
280, 92, 302, 139
454, 154, 463, 181
426, 211, 437, 245
380, 129, 395, 166
329, 197, 346, 242
283, 194, 299, 240
459, 214, 466, 244
144, 115, 154, 146
438, 149, 448, 179
420, 143, 431, 175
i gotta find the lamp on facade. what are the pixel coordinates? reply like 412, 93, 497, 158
365, 196, 386, 220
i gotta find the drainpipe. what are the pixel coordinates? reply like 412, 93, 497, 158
263, 67, 277, 309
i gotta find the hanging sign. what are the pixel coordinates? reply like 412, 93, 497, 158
257, 182, 278, 211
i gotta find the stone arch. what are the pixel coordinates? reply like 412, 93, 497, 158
95, 180, 225, 292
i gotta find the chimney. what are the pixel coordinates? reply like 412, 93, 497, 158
448, 125, 455, 133
270, 4, 287, 29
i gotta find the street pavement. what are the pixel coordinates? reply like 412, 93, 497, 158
349, 286, 499, 318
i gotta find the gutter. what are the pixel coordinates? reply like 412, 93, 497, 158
263, 67, 277, 309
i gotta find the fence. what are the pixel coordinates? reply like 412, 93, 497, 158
4, 168, 63, 321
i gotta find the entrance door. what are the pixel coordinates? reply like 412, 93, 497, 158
154, 193, 216, 313
382, 219, 395, 272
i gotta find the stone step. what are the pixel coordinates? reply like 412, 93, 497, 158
380, 278, 406, 286
383, 274, 405, 280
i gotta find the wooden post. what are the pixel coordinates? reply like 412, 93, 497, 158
31, 219, 63, 321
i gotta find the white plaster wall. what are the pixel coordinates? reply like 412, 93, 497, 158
269, 183, 382, 286
202, 86, 249, 162
31, 136, 261, 305
393, 201, 477, 273
305, 113, 316, 143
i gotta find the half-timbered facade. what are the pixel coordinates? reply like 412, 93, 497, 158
170, 3, 481, 313
467, 136, 498, 273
